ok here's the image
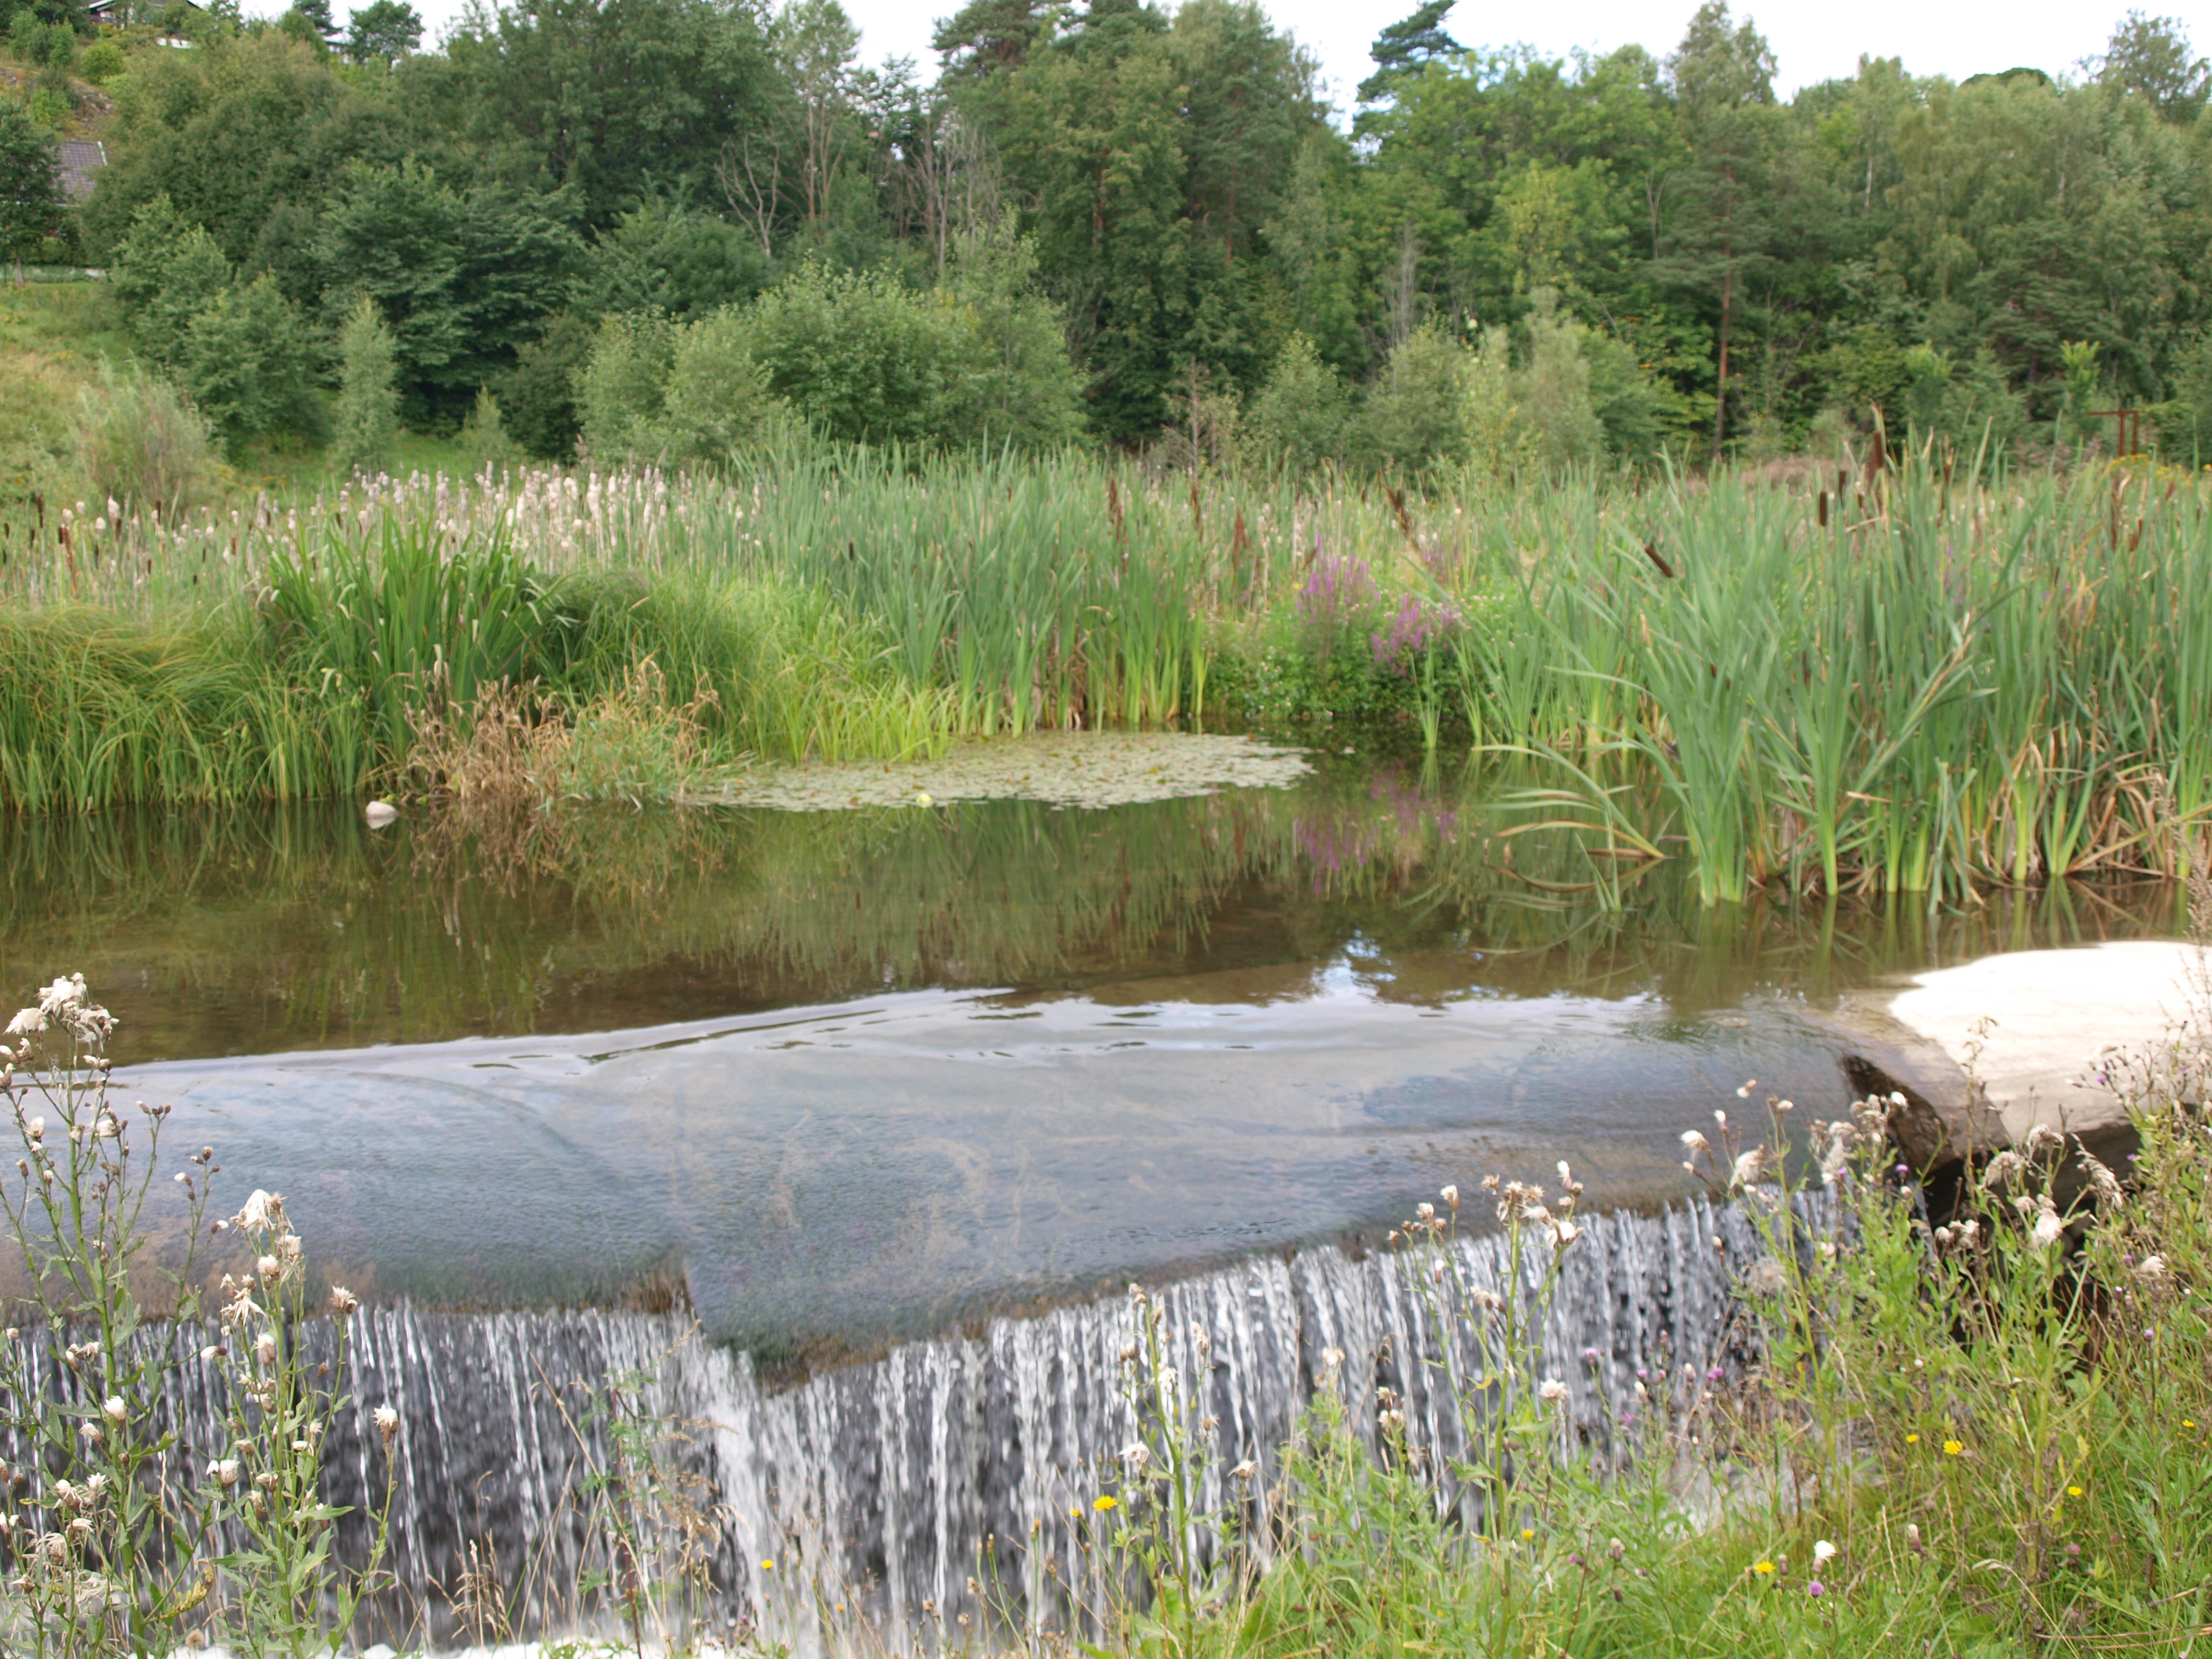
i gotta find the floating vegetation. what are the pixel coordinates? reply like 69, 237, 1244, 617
703, 731, 1311, 812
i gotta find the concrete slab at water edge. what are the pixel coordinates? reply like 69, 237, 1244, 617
1806, 999, 2007, 1168
1832, 940, 2208, 1160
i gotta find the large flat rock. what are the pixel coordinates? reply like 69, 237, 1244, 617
1866, 940, 2206, 1157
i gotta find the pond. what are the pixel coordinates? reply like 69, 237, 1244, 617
1, 750, 2184, 1361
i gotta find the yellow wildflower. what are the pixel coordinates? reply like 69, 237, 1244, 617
1943, 1439, 1963, 1456
760, 1559, 774, 1571
1754, 1560, 1776, 1576
1905, 1433, 1919, 1444
1093, 1495, 1118, 1512
1520, 1528, 1534, 1540
2066, 1484, 2083, 1496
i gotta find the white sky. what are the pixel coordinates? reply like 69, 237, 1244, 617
300, 0, 2209, 110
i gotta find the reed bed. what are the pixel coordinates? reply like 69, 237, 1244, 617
1, 447, 2207, 905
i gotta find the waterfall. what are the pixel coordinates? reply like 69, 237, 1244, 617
5, 1192, 1822, 1653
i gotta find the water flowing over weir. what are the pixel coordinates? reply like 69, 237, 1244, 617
133, 1190, 1815, 1654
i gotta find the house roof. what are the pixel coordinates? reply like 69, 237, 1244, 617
57, 139, 106, 202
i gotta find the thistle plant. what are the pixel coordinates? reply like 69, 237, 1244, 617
1100, 1281, 1239, 1652
0, 974, 397, 1658
0, 973, 216, 1656
203, 1189, 394, 1659
564, 1349, 726, 1659
1392, 1170, 1588, 1535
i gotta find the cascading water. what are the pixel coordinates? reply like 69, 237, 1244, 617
51, 1188, 1814, 1654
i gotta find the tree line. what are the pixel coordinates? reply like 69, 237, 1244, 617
11, 0, 2212, 472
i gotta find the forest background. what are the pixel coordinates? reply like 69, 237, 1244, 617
2, 0, 2211, 500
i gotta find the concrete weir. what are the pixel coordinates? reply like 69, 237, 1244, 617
1828, 939, 2207, 1165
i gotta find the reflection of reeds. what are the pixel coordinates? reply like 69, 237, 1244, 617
0, 768, 2188, 1061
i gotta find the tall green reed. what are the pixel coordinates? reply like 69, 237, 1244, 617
1, 442, 2208, 920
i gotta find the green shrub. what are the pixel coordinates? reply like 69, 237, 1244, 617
76, 33, 122, 81
109, 198, 323, 455
498, 310, 592, 460
936, 229, 1085, 449
179, 275, 323, 455
1360, 320, 1472, 476
25, 84, 67, 129
738, 262, 962, 447
1515, 289, 1606, 471
576, 199, 770, 322
1244, 332, 1350, 477
0, 92, 61, 258
8, 10, 73, 69
654, 307, 786, 466
458, 383, 524, 475
330, 293, 400, 478
71, 360, 218, 517
576, 310, 674, 463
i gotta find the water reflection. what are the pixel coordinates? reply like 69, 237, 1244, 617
2, 758, 2182, 1062
0, 759, 2184, 1352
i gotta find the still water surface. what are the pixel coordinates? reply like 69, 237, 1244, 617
1, 758, 2182, 1355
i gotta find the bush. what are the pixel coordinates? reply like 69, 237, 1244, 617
1516, 289, 1606, 472
1360, 321, 1472, 476
936, 229, 1085, 449
458, 384, 524, 475
76, 33, 122, 81
1458, 323, 1531, 483
654, 308, 786, 466
739, 262, 961, 447
499, 310, 592, 460
0, 90, 60, 259
110, 198, 323, 455
575, 311, 674, 463
746, 242, 1082, 450
72, 361, 218, 517
178, 275, 323, 455
8, 10, 73, 69
1245, 332, 1351, 477
25, 84, 67, 130
1583, 326, 1669, 461
331, 293, 399, 478
577, 235, 1082, 461
2164, 327, 2212, 461
119, 221, 232, 353
1903, 341, 2028, 454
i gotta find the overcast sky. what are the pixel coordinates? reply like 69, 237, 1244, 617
309, 0, 2208, 110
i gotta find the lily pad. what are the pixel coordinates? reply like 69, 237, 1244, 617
700, 732, 1312, 812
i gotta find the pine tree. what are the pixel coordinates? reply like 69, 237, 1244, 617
1656, 2, 1779, 461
